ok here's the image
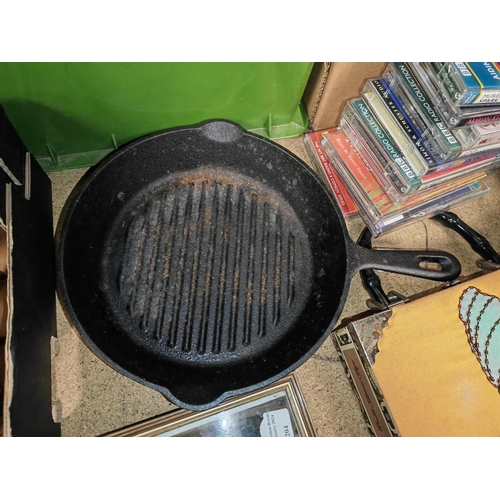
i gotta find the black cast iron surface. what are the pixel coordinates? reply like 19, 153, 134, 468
57, 120, 461, 410
103, 166, 313, 361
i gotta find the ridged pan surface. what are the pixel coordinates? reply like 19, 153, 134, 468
102, 167, 313, 362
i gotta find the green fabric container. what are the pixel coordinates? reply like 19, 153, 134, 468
0, 62, 313, 171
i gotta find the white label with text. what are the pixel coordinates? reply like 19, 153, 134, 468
260, 409, 294, 437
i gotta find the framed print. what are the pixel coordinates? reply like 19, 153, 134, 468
104, 373, 316, 437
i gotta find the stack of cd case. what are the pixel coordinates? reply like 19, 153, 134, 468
320, 128, 490, 236
384, 62, 500, 154
314, 62, 500, 236
338, 95, 498, 205
340, 98, 421, 202
302, 127, 358, 217
406, 62, 500, 128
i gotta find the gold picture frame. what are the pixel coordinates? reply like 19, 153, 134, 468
103, 373, 316, 437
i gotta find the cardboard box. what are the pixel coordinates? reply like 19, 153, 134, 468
303, 62, 387, 131
0, 105, 61, 436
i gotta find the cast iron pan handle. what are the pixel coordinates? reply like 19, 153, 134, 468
357, 227, 392, 309
348, 239, 462, 282
431, 211, 500, 267
358, 211, 500, 309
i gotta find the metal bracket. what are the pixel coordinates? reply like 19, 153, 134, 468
476, 259, 500, 271
366, 290, 408, 312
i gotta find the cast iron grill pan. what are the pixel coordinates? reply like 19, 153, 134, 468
57, 120, 461, 410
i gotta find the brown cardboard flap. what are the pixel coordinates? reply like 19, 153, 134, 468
303, 62, 387, 131
302, 63, 332, 127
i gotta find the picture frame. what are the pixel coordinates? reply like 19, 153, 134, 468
103, 373, 316, 437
